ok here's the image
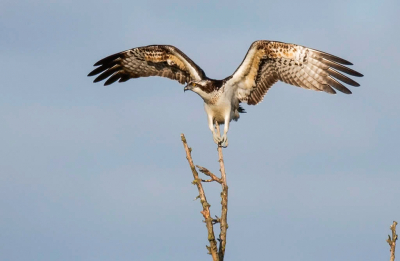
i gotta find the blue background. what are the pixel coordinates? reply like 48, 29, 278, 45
1, 0, 399, 260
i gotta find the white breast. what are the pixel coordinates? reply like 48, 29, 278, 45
204, 88, 236, 124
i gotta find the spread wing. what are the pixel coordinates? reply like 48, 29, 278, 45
227, 40, 363, 105
88, 45, 206, 86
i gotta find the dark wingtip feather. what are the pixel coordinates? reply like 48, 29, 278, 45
88, 65, 107, 77
322, 84, 337, 94
327, 68, 361, 87
327, 76, 352, 94
104, 73, 122, 86
319, 58, 363, 77
343, 68, 363, 77
93, 65, 121, 83
118, 75, 130, 82
94, 52, 123, 66
311, 48, 354, 65
94, 71, 113, 83
94, 60, 104, 66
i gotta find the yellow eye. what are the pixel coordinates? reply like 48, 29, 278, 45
191, 82, 196, 87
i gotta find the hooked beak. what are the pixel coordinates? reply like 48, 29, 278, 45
184, 84, 191, 92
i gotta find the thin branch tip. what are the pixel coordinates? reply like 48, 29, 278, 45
197, 165, 222, 184
387, 221, 398, 261
180, 133, 186, 142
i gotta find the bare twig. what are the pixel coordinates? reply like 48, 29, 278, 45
181, 127, 229, 261
197, 165, 222, 184
215, 124, 228, 261
181, 134, 219, 261
387, 221, 398, 261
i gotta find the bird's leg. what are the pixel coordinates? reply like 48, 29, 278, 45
208, 116, 221, 144
220, 116, 230, 148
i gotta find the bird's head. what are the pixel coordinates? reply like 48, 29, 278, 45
184, 80, 211, 93
184, 79, 218, 101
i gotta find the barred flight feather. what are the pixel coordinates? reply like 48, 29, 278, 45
88, 45, 206, 86
227, 40, 363, 105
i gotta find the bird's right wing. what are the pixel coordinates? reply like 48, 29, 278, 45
88, 45, 206, 85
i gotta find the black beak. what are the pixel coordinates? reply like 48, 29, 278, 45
184, 85, 190, 92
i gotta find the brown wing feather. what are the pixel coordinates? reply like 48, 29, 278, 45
229, 40, 363, 105
247, 62, 278, 105
88, 45, 206, 86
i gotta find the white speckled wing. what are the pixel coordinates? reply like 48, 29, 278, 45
228, 40, 363, 105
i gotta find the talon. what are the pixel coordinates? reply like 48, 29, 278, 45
220, 134, 229, 147
213, 132, 221, 144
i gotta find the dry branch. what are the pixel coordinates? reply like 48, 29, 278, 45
197, 165, 222, 184
215, 124, 228, 261
181, 134, 219, 261
181, 130, 229, 261
387, 221, 398, 261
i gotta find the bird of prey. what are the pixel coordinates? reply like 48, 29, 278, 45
88, 40, 363, 147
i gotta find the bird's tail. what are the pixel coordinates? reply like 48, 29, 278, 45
238, 105, 246, 113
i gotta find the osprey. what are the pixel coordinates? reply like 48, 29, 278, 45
88, 40, 363, 147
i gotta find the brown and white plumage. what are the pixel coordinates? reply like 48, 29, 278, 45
88, 40, 363, 147
229, 41, 363, 105
88, 45, 206, 85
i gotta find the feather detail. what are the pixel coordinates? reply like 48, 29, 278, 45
227, 40, 363, 105
88, 45, 206, 86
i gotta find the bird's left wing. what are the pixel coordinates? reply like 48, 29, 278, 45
88, 45, 206, 85
226, 40, 363, 105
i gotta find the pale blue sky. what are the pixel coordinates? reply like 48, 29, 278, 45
1, 0, 399, 260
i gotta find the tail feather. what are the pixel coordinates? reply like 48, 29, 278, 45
238, 104, 246, 113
